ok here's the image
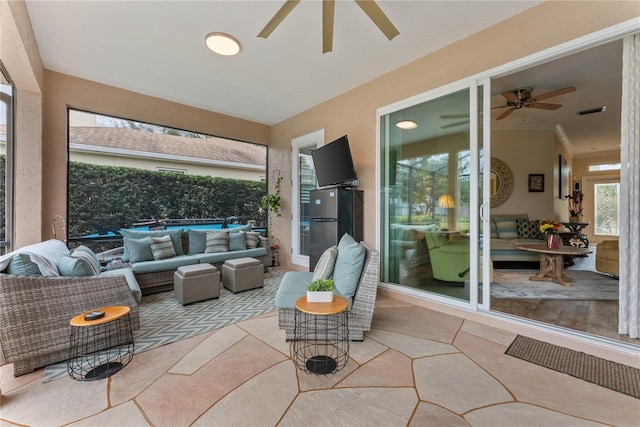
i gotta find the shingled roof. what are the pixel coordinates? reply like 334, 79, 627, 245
69, 127, 266, 166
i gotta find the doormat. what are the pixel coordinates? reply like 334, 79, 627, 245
505, 335, 640, 399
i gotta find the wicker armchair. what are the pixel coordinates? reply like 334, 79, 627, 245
0, 274, 140, 376
278, 243, 379, 341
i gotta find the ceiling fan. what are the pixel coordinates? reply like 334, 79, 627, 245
493, 86, 576, 120
258, 0, 399, 54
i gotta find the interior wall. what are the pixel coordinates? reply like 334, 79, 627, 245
270, 1, 639, 267
491, 129, 555, 220
42, 71, 271, 242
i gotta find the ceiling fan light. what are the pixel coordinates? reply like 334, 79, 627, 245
205, 33, 241, 56
396, 120, 417, 130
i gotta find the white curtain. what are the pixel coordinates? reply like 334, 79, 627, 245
619, 33, 640, 339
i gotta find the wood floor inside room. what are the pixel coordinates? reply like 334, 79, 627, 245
490, 297, 639, 345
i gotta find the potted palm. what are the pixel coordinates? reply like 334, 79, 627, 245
306, 278, 334, 303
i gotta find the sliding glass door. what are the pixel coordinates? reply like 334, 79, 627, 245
379, 81, 490, 307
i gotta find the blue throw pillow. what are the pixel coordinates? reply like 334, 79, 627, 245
57, 255, 95, 276
121, 229, 184, 260
229, 231, 247, 251
332, 234, 365, 300
124, 237, 153, 263
7, 254, 42, 276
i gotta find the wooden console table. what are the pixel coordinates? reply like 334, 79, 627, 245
517, 244, 592, 287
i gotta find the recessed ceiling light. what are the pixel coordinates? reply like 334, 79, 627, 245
396, 120, 418, 130
205, 33, 241, 56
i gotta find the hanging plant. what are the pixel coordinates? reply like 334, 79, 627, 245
260, 175, 282, 217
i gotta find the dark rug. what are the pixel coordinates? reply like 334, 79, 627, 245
505, 335, 640, 399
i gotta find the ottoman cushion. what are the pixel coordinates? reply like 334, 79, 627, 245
222, 257, 263, 293
174, 263, 220, 305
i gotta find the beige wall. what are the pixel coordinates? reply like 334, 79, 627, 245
491, 129, 555, 220
1, 0, 45, 248
42, 71, 270, 241
4, 0, 638, 255
270, 1, 639, 267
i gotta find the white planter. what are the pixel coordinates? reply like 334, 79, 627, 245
306, 290, 333, 303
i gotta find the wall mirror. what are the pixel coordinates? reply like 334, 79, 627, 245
490, 157, 513, 207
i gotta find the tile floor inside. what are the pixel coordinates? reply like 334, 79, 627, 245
1, 294, 638, 426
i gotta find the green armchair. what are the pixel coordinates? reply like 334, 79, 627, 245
424, 232, 470, 282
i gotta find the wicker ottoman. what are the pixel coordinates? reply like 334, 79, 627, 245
222, 257, 264, 293
174, 263, 220, 305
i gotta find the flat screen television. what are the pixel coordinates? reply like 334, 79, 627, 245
311, 135, 359, 188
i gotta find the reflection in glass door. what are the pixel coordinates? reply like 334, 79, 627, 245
379, 85, 483, 304
291, 130, 323, 268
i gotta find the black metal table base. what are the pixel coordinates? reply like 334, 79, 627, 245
68, 314, 135, 381
293, 310, 349, 375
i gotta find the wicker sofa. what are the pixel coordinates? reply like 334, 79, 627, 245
119, 228, 272, 294
276, 242, 380, 341
0, 274, 140, 376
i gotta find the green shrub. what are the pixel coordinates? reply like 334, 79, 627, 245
307, 278, 334, 292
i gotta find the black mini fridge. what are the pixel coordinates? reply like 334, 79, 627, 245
309, 188, 363, 270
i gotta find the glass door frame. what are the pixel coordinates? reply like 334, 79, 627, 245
290, 129, 324, 268
376, 79, 492, 310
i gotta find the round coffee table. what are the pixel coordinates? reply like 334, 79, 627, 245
517, 243, 592, 287
292, 295, 349, 375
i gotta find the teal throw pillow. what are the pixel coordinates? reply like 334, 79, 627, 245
73, 245, 101, 269
187, 229, 207, 254
313, 246, 338, 281
70, 248, 101, 275
124, 237, 153, 263
205, 232, 229, 253
332, 234, 365, 300
7, 254, 42, 276
229, 231, 247, 251
57, 255, 95, 276
149, 235, 177, 260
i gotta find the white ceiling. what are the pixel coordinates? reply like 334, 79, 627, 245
25, 0, 542, 125
24, 1, 621, 155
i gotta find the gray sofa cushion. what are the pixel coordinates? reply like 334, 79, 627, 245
99, 268, 142, 302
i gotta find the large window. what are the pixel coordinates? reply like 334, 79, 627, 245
0, 62, 14, 255
67, 109, 267, 252
594, 182, 620, 236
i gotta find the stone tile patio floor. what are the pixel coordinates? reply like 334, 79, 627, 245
1, 295, 638, 426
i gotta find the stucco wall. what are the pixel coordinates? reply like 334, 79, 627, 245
270, 1, 639, 267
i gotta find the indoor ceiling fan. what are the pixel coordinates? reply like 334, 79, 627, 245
258, 0, 399, 53
493, 86, 576, 120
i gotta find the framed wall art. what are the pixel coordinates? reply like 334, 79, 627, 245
528, 174, 544, 192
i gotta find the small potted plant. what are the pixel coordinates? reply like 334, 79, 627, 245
306, 278, 334, 303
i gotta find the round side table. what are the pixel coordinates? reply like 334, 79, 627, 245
292, 295, 349, 375
68, 305, 135, 381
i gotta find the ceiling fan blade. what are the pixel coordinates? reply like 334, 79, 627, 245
354, 0, 399, 41
527, 102, 562, 110
257, 0, 301, 38
323, 0, 335, 53
533, 86, 576, 102
500, 91, 519, 102
441, 120, 469, 129
491, 105, 509, 110
496, 108, 515, 120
